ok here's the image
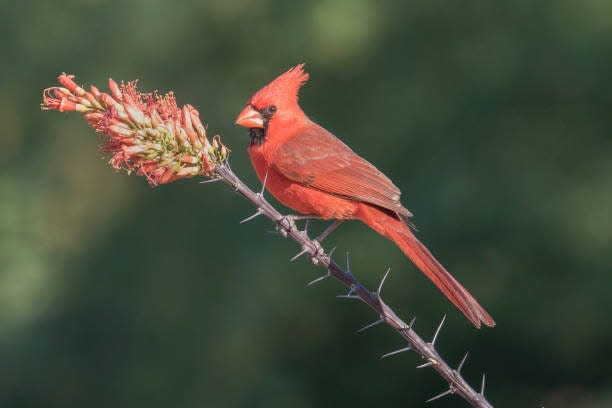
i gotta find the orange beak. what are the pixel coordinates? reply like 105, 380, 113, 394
235, 105, 264, 128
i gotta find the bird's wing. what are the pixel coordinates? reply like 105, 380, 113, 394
272, 124, 412, 218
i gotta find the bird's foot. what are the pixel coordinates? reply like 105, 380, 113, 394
277, 215, 300, 237
290, 238, 325, 264
277, 214, 321, 237
309, 239, 324, 264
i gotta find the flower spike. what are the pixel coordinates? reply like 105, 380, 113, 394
42, 74, 229, 185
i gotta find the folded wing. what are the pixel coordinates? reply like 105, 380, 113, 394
272, 123, 411, 218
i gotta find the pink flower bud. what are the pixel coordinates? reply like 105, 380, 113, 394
108, 78, 123, 101
108, 124, 134, 138
177, 127, 192, 148
122, 145, 147, 156
58, 99, 78, 112
90, 85, 101, 98
75, 96, 93, 108
83, 92, 103, 110
180, 155, 199, 164
150, 110, 163, 127
100, 93, 123, 113
109, 152, 127, 169
200, 151, 213, 173
53, 87, 72, 99
85, 112, 106, 129
125, 103, 145, 126
85, 112, 105, 122
158, 168, 175, 184
176, 166, 200, 177
58, 74, 86, 96
182, 105, 201, 147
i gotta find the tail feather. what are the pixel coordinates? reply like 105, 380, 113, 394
359, 205, 495, 328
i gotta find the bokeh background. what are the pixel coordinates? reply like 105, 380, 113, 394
2, 1, 612, 407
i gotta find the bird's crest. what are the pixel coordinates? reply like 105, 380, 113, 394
250, 64, 309, 107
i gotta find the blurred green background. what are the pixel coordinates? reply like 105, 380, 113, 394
2, 0, 612, 406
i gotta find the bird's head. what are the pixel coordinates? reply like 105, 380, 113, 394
235, 64, 309, 145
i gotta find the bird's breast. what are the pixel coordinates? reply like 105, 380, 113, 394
248, 144, 358, 219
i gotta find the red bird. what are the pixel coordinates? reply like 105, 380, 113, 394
235, 64, 495, 328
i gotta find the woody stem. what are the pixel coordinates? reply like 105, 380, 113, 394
213, 162, 493, 408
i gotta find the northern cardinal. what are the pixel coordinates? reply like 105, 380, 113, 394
235, 64, 495, 328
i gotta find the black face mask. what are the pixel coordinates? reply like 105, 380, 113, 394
249, 127, 266, 146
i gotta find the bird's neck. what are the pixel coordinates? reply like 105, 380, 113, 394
266, 111, 308, 143
248, 112, 308, 172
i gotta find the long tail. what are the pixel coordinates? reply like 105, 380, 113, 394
358, 205, 495, 328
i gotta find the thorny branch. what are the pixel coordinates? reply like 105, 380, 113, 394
41, 74, 493, 407
214, 163, 494, 408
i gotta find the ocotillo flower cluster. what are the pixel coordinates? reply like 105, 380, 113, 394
42, 74, 228, 185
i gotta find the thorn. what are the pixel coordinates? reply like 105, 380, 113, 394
377, 267, 391, 296
259, 168, 269, 196
315, 220, 343, 242
417, 361, 433, 369
480, 373, 486, 395
336, 295, 359, 300
199, 177, 220, 184
326, 246, 337, 263
426, 388, 453, 403
307, 273, 330, 286
430, 315, 446, 346
240, 209, 263, 224
290, 247, 310, 262
381, 346, 411, 359
345, 251, 351, 273
356, 318, 384, 333
456, 352, 469, 374
337, 288, 358, 299
401, 317, 416, 332
303, 218, 309, 235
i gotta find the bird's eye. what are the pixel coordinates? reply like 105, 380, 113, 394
261, 105, 277, 118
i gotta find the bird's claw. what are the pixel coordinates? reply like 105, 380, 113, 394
278, 215, 299, 237
312, 239, 323, 255
277, 224, 288, 237
309, 239, 324, 265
